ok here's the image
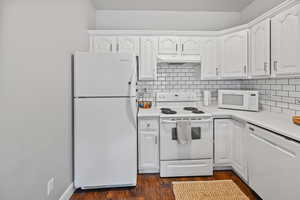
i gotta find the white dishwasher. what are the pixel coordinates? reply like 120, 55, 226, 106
247, 124, 300, 200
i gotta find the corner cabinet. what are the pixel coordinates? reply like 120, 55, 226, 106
138, 117, 160, 173
220, 30, 248, 79
214, 119, 233, 166
231, 119, 248, 181
139, 37, 158, 81
250, 19, 271, 78
247, 124, 300, 200
271, 4, 300, 77
214, 118, 248, 181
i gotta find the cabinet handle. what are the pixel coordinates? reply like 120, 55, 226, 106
155, 136, 158, 144
244, 65, 247, 74
273, 61, 278, 72
249, 127, 255, 131
216, 68, 219, 76
117, 43, 119, 52
182, 44, 184, 52
175, 44, 178, 52
110, 44, 113, 52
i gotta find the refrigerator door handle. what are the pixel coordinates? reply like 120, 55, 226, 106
129, 98, 137, 128
128, 57, 137, 128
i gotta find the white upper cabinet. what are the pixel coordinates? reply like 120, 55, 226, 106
201, 38, 219, 80
93, 36, 117, 53
118, 36, 140, 55
158, 37, 179, 55
181, 37, 202, 56
158, 37, 202, 56
139, 37, 158, 81
220, 30, 248, 79
251, 19, 271, 78
271, 4, 300, 77
92, 36, 139, 55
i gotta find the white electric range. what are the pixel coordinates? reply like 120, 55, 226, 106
156, 92, 214, 177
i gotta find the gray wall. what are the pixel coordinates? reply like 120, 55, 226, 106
0, 1, 95, 200
240, 0, 287, 23
95, 10, 241, 31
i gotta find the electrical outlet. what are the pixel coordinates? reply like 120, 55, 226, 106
47, 178, 54, 196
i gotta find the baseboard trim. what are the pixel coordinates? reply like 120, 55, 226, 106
59, 183, 75, 200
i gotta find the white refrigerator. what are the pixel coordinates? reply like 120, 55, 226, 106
74, 52, 137, 189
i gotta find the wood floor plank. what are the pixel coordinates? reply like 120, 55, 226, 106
71, 171, 258, 200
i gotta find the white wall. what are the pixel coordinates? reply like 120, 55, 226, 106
240, 0, 287, 23
0, 1, 95, 200
95, 10, 241, 31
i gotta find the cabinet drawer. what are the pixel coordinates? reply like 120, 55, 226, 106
160, 159, 213, 177
139, 119, 159, 131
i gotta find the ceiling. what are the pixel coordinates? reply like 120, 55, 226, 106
92, 0, 255, 12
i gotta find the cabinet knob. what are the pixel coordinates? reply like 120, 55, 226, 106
147, 123, 150, 127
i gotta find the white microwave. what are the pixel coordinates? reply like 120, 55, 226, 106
218, 90, 259, 112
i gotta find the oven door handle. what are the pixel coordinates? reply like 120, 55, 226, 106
161, 119, 212, 124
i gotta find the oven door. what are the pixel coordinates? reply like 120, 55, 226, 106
160, 119, 213, 160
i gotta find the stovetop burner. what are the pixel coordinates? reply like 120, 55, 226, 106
183, 107, 198, 111
192, 110, 205, 114
161, 110, 177, 115
161, 108, 172, 111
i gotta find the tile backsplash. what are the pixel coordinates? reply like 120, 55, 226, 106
138, 64, 300, 115
137, 63, 242, 103
241, 78, 300, 115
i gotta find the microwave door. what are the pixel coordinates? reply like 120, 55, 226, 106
220, 93, 246, 110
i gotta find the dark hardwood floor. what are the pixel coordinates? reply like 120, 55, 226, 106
71, 171, 259, 200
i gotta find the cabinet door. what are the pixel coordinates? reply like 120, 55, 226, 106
118, 36, 140, 55
214, 119, 233, 166
221, 30, 248, 79
201, 38, 219, 80
251, 19, 271, 78
248, 124, 300, 200
139, 131, 159, 173
139, 37, 158, 80
93, 36, 117, 53
271, 4, 300, 76
158, 37, 179, 55
231, 119, 248, 181
180, 37, 202, 56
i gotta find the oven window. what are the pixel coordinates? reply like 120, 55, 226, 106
172, 128, 201, 140
222, 94, 244, 106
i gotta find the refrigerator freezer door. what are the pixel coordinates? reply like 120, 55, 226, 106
74, 97, 137, 189
74, 52, 137, 97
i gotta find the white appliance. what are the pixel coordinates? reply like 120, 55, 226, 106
218, 90, 259, 112
157, 93, 213, 177
74, 52, 137, 189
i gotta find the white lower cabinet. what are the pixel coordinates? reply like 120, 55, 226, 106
214, 119, 233, 166
231, 119, 247, 181
214, 119, 248, 181
138, 117, 159, 173
247, 124, 300, 200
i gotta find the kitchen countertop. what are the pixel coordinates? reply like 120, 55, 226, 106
138, 105, 300, 142
138, 108, 161, 117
